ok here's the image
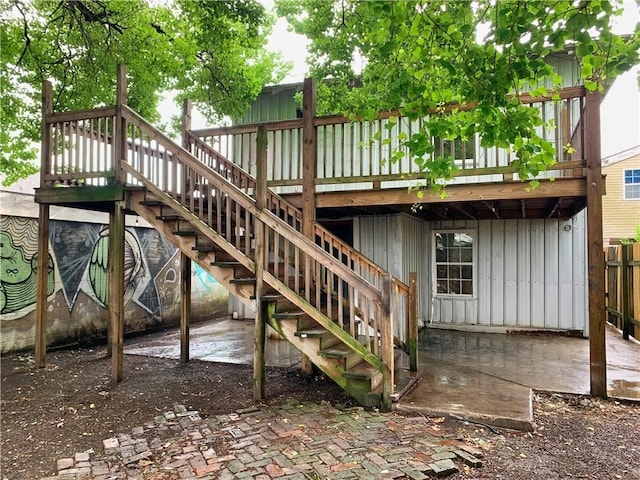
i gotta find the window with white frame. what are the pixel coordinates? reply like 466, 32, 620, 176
624, 169, 640, 199
434, 231, 475, 296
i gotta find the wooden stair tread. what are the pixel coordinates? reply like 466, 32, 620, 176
156, 214, 182, 221
294, 327, 327, 337
343, 361, 381, 380
273, 311, 305, 320
230, 278, 256, 285
139, 200, 164, 206
210, 261, 243, 269
173, 230, 197, 236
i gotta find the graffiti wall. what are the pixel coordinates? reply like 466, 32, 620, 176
0, 215, 228, 353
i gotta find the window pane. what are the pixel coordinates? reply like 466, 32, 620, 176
449, 265, 461, 279
626, 184, 640, 199
434, 231, 474, 296
462, 265, 473, 279
460, 247, 472, 262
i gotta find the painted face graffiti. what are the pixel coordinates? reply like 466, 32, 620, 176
0, 232, 32, 285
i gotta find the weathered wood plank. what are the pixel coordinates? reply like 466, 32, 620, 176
311, 178, 588, 208
35, 185, 124, 204
585, 90, 606, 398
108, 200, 126, 383
180, 253, 191, 364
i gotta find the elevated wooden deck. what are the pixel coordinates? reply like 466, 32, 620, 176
32, 70, 607, 401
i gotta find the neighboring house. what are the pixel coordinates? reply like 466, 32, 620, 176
0, 175, 228, 353
602, 146, 640, 245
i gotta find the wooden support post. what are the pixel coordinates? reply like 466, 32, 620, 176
408, 272, 418, 372
108, 64, 127, 383
35, 80, 53, 368
35, 205, 50, 368
621, 244, 631, 341
301, 78, 317, 376
180, 253, 191, 363
585, 90, 606, 398
380, 274, 394, 412
253, 125, 268, 401
108, 201, 126, 383
182, 99, 192, 149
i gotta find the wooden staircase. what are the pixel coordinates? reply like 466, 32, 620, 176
41, 97, 414, 410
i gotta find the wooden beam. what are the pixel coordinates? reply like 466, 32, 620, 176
380, 274, 394, 412
35, 79, 52, 368
585, 90, 606, 398
35, 204, 50, 368
308, 178, 587, 208
301, 78, 317, 376
408, 272, 418, 373
35, 185, 124, 205
108, 200, 126, 383
451, 202, 478, 220
180, 253, 191, 363
544, 198, 562, 219
482, 201, 501, 219
254, 125, 267, 401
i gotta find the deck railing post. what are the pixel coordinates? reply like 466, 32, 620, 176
381, 274, 394, 412
408, 272, 418, 372
35, 80, 53, 368
114, 64, 127, 184
585, 89, 606, 398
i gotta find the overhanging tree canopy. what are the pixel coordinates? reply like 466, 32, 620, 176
277, 0, 640, 189
0, 0, 289, 185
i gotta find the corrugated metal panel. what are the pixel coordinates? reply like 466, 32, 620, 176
354, 213, 588, 333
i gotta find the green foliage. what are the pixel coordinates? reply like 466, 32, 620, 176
277, 0, 640, 188
0, 0, 288, 185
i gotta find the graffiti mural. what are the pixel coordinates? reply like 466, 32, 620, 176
0, 218, 55, 315
88, 228, 147, 307
1, 214, 227, 352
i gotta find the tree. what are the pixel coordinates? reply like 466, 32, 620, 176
277, 0, 640, 189
0, 0, 289, 185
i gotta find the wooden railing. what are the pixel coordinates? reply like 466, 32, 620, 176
42, 107, 118, 186
185, 130, 412, 346
119, 105, 395, 369
191, 86, 588, 192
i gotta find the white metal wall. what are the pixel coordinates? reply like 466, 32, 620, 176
353, 211, 588, 334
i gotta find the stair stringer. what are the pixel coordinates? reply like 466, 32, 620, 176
128, 189, 256, 307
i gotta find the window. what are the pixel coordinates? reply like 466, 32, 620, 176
624, 169, 640, 199
434, 231, 475, 296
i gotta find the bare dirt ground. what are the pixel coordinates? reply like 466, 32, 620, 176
1, 345, 639, 480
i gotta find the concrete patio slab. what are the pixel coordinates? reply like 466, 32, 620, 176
124, 317, 639, 431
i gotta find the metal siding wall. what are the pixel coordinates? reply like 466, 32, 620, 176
544, 220, 560, 328
516, 220, 532, 326
530, 219, 546, 327
352, 213, 588, 333
477, 221, 492, 325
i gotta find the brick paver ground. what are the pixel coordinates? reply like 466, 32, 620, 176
44, 401, 484, 479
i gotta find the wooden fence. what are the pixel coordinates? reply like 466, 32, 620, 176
604, 243, 640, 341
